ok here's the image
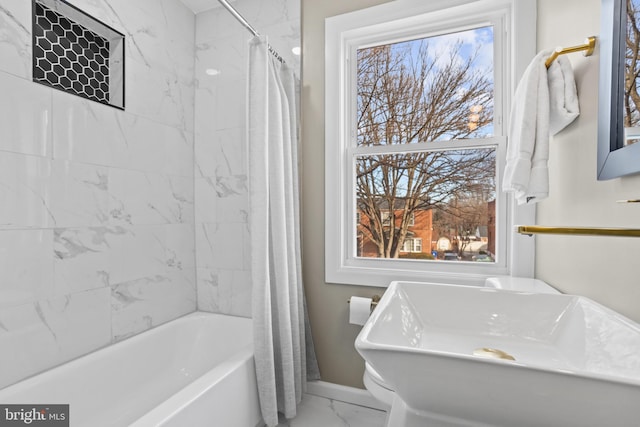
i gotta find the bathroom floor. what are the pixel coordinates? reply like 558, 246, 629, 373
275, 393, 388, 427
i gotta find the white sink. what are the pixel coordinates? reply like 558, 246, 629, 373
355, 281, 640, 427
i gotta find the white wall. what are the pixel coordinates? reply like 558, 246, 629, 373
0, 0, 196, 389
536, 0, 640, 322
193, 0, 300, 315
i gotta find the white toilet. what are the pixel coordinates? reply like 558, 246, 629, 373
363, 362, 394, 409
361, 277, 559, 410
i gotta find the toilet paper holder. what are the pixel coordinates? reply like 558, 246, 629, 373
347, 294, 381, 312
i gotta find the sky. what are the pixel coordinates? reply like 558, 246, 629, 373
358, 25, 495, 142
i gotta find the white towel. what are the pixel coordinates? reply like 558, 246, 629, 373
548, 56, 579, 135
503, 51, 579, 205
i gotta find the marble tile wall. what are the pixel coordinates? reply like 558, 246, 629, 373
194, 0, 300, 316
0, 0, 196, 389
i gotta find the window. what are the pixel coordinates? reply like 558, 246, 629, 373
402, 238, 422, 253
379, 211, 415, 227
326, 0, 536, 286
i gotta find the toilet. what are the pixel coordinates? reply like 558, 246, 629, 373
362, 277, 559, 409
363, 362, 394, 409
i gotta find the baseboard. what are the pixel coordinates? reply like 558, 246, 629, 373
305, 380, 388, 411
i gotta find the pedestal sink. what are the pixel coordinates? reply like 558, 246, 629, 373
355, 281, 640, 427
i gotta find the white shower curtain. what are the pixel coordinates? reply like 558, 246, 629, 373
247, 36, 307, 427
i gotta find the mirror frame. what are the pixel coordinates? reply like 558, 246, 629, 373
598, 0, 640, 180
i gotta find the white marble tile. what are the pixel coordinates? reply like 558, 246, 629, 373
197, 268, 250, 317
53, 226, 130, 294
0, 0, 32, 79
112, 114, 169, 173
126, 56, 195, 132
0, 287, 111, 390
220, 269, 251, 317
196, 267, 219, 312
105, 0, 197, 132
195, 223, 245, 271
53, 90, 194, 176
0, 229, 54, 308
108, 225, 167, 285
194, 82, 219, 148
216, 185, 248, 225
166, 174, 195, 224
242, 222, 252, 271
276, 394, 388, 427
114, 117, 193, 177
107, 223, 196, 287
195, 223, 216, 270
217, 127, 247, 174
235, 0, 300, 31
195, 177, 218, 224
0, 152, 54, 229
214, 76, 246, 131
195, 72, 245, 140
195, 35, 246, 80
194, 8, 218, 42
108, 169, 162, 225
164, 130, 194, 178
194, 132, 222, 178
195, 128, 246, 185
165, 223, 196, 270
52, 90, 129, 168
108, 169, 194, 226
0, 72, 51, 157
195, 182, 247, 243
49, 160, 110, 228
110, 270, 196, 341
195, 7, 244, 43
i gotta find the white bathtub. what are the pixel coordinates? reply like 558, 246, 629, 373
0, 312, 263, 427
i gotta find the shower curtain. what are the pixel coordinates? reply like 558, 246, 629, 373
247, 36, 317, 427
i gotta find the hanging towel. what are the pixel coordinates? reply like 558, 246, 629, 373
503, 51, 580, 205
548, 56, 579, 135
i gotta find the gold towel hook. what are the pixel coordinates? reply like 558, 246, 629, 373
545, 36, 597, 69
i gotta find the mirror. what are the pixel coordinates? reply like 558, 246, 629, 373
598, 0, 640, 179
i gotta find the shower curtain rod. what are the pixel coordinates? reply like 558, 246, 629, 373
216, 0, 285, 64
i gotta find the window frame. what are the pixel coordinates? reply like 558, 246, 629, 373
401, 238, 423, 253
325, 0, 537, 287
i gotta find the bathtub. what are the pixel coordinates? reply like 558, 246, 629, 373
0, 312, 263, 427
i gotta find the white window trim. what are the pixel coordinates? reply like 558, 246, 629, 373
325, 0, 536, 287
402, 238, 422, 253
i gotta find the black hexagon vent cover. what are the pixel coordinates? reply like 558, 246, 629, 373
32, 0, 125, 109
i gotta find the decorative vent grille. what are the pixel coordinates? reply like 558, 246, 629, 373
32, 0, 125, 109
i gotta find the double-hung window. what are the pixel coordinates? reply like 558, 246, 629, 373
325, 0, 536, 287
402, 238, 422, 253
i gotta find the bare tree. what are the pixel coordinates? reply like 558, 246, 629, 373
431, 191, 491, 258
626, 0, 640, 129
356, 37, 495, 258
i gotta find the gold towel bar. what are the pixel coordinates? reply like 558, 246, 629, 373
545, 36, 597, 68
517, 226, 640, 237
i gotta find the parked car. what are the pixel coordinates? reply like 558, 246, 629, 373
443, 252, 459, 261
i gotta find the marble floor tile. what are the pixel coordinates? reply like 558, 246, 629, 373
275, 394, 388, 427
